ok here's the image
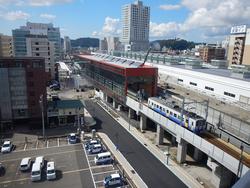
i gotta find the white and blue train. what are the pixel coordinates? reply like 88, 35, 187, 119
148, 97, 206, 134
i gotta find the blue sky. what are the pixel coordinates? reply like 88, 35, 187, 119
0, 0, 250, 42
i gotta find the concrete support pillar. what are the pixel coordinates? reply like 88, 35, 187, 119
139, 114, 147, 131
207, 158, 234, 188
193, 148, 203, 162
104, 93, 108, 102
171, 135, 176, 146
128, 108, 134, 119
177, 138, 187, 163
113, 99, 117, 108
156, 124, 164, 145
117, 105, 121, 111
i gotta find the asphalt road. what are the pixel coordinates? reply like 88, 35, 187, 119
85, 100, 187, 188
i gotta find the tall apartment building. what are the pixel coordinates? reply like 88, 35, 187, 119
0, 57, 47, 125
199, 46, 225, 63
99, 37, 108, 52
64, 36, 71, 54
0, 34, 13, 57
228, 25, 250, 66
26, 35, 55, 80
121, 0, 150, 52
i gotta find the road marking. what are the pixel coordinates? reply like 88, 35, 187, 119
83, 143, 97, 188
94, 180, 103, 184
91, 164, 114, 169
23, 144, 27, 151
1, 148, 83, 163
57, 138, 60, 147
89, 160, 95, 162
92, 170, 117, 176
0, 168, 91, 185
47, 140, 49, 148
35, 140, 38, 149
63, 167, 90, 175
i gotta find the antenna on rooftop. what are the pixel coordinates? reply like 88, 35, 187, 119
140, 47, 152, 67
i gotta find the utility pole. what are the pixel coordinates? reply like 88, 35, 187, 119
39, 95, 45, 140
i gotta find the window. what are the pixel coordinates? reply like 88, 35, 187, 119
167, 110, 169, 113
174, 113, 177, 117
190, 82, 197, 86
36, 53, 40, 56
205, 86, 214, 91
224, 92, 235, 98
178, 79, 183, 82
170, 111, 173, 115
35, 42, 39, 45
36, 48, 39, 51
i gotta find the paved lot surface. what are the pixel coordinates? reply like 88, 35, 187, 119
0, 143, 94, 188
85, 100, 187, 188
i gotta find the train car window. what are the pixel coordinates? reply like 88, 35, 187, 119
163, 108, 165, 112
160, 106, 162, 110
170, 112, 173, 115
192, 122, 194, 125
185, 119, 188, 123
157, 105, 159, 108
174, 113, 177, 117
178, 115, 181, 119
167, 110, 169, 113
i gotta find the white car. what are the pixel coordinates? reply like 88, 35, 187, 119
35, 156, 44, 168
1, 141, 13, 153
47, 161, 56, 180
20, 157, 32, 171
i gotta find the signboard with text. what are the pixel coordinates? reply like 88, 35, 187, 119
231, 25, 247, 34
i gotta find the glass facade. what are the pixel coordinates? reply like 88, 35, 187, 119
85, 64, 126, 101
12, 29, 30, 57
48, 29, 61, 60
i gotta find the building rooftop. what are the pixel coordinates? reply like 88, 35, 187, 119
48, 99, 84, 109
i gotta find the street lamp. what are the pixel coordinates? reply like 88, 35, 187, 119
39, 95, 45, 140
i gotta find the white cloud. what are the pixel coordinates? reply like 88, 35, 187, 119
159, 4, 181, 10
28, 0, 73, 6
92, 31, 99, 37
150, 21, 182, 38
156, 0, 250, 41
0, 10, 30, 21
101, 16, 121, 36
40, 13, 56, 20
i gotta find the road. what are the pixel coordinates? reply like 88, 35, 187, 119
85, 100, 187, 188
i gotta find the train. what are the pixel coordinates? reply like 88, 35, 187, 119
148, 97, 206, 134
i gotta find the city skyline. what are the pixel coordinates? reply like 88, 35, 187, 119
0, 0, 250, 42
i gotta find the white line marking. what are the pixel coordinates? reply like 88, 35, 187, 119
2, 148, 83, 163
90, 164, 114, 169
92, 170, 117, 176
83, 143, 97, 188
88, 160, 95, 162
94, 180, 103, 184
47, 140, 49, 148
57, 138, 60, 147
23, 144, 27, 151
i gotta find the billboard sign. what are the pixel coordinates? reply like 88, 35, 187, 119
231, 25, 247, 34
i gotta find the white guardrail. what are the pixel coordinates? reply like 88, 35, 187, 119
126, 96, 249, 177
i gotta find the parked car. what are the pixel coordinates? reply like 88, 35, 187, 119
31, 162, 42, 181
103, 173, 123, 187
85, 139, 100, 150
68, 133, 77, 144
35, 156, 44, 168
87, 144, 103, 154
0, 163, 5, 176
20, 157, 32, 171
46, 161, 56, 180
94, 152, 113, 165
1, 140, 13, 153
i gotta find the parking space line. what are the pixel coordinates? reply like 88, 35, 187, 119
23, 143, 27, 151
2, 148, 83, 163
35, 140, 38, 149
83, 143, 97, 188
0, 177, 30, 185
89, 160, 95, 162
95, 180, 103, 184
91, 164, 114, 169
57, 138, 60, 147
63, 167, 90, 175
92, 170, 117, 176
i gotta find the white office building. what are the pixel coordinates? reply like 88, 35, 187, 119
121, 0, 150, 52
26, 35, 55, 78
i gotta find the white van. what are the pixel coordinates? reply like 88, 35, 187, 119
31, 162, 41, 181
88, 144, 103, 154
94, 152, 113, 165
47, 161, 56, 180
20, 157, 32, 171
35, 156, 44, 168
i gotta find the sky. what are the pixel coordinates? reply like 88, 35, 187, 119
0, 0, 250, 43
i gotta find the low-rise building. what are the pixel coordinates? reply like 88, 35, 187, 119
0, 34, 13, 57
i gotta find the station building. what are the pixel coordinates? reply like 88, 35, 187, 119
76, 53, 158, 106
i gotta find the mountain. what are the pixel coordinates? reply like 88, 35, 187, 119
71, 38, 99, 48
151, 39, 196, 51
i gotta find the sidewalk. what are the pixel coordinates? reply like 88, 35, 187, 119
96, 99, 204, 188
97, 132, 148, 188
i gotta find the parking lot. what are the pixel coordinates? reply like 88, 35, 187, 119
0, 136, 132, 188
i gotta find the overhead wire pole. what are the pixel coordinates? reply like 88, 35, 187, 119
39, 95, 45, 140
